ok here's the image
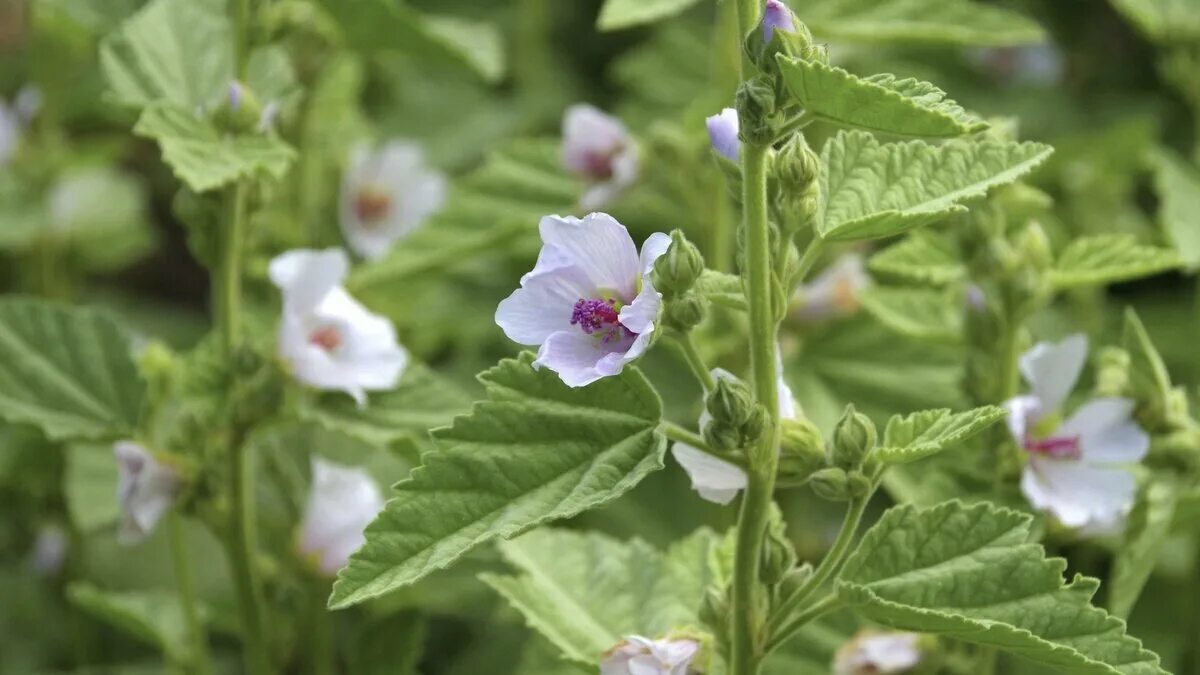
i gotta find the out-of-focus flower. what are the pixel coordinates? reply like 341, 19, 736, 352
495, 213, 669, 387
339, 141, 447, 261
1004, 335, 1149, 531
971, 44, 1066, 88
28, 524, 68, 576
601, 636, 700, 675
834, 631, 923, 674
706, 108, 740, 161
792, 254, 870, 322
115, 441, 179, 546
297, 457, 384, 576
762, 0, 797, 42
0, 86, 37, 167
270, 248, 408, 406
561, 104, 639, 210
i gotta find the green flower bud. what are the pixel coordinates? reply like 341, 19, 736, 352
809, 467, 852, 501
703, 419, 743, 452
214, 80, 265, 134
1166, 387, 1192, 430
653, 230, 706, 299
846, 469, 872, 498
761, 519, 798, 585
1016, 221, 1053, 272
735, 77, 777, 146
777, 418, 826, 485
774, 563, 814, 606
831, 404, 876, 469
741, 403, 769, 444
707, 375, 756, 428
774, 133, 820, 188
1094, 347, 1130, 399
663, 293, 708, 332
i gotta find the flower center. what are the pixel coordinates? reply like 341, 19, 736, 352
580, 147, 620, 180
571, 298, 633, 343
309, 325, 343, 352
354, 186, 392, 225
832, 277, 860, 313
1025, 435, 1081, 460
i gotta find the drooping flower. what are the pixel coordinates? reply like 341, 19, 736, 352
270, 248, 408, 406
601, 636, 700, 675
28, 524, 68, 576
762, 0, 796, 42
833, 631, 923, 675
706, 108, 740, 161
495, 213, 670, 387
792, 254, 870, 322
114, 441, 180, 546
297, 457, 384, 576
339, 141, 447, 261
561, 104, 639, 210
672, 368, 798, 504
1004, 335, 1150, 531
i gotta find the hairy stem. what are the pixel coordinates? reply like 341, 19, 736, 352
763, 594, 842, 655
672, 332, 716, 390
662, 422, 748, 470
169, 514, 212, 675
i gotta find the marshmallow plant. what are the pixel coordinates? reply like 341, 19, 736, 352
561, 104, 640, 209
339, 141, 447, 260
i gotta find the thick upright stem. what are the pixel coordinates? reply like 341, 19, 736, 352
729, 140, 779, 675
169, 515, 213, 675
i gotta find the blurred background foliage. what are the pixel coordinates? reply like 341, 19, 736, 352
1, 0, 1199, 673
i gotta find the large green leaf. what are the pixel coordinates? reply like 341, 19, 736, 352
1050, 235, 1179, 289
1148, 148, 1200, 270
329, 354, 667, 609
67, 583, 197, 662
875, 405, 1005, 464
839, 501, 1167, 675
482, 528, 716, 664
1108, 483, 1178, 620
777, 58, 986, 138
819, 131, 1053, 241
597, 0, 706, 31
858, 286, 961, 341
868, 230, 965, 285
66, 443, 121, 532
99, 0, 231, 110
134, 104, 297, 193
798, 0, 1045, 46
1109, 0, 1200, 43
0, 299, 143, 441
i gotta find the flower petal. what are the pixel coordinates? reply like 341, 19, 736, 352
706, 108, 740, 161
1003, 395, 1043, 441
672, 444, 747, 505
1019, 334, 1087, 412
1058, 398, 1149, 462
534, 330, 614, 387
562, 104, 629, 173
538, 213, 641, 299
1021, 458, 1136, 529
269, 248, 350, 311
496, 255, 594, 346
299, 458, 384, 576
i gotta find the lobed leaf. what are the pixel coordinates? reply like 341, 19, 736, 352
777, 57, 987, 138
68, 583, 196, 662
868, 230, 965, 285
839, 501, 1167, 675
858, 286, 962, 342
1050, 234, 1179, 289
1148, 148, 1200, 270
329, 354, 667, 609
876, 406, 1005, 463
0, 299, 144, 441
597, 0, 706, 31
799, 0, 1046, 46
819, 131, 1053, 241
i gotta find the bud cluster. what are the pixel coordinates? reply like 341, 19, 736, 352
653, 230, 710, 332
703, 375, 768, 451
809, 405, 877, 502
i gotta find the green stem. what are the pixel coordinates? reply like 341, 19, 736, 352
169, 514, 213, 675
790, 236, 825, 288
226, 431, 272, 675
763, 593, 842, 655
515, 0, 552, 96
310, 583, 334, 675
232, 0, 252, 77
766, 495, 868, 636
671, 332, 716, 390
662, 422, 748, 470
729, 140, 779, 675
219, 182, 248, 350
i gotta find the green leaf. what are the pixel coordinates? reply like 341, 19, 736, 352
1109, 0, 1200, 43
347, 612, 426, 675
134, 104, 297, 193
1123, 308, 1174, 429
482, 528, 717, 664
693, 270, 746, 311
839, 501, 1167, 675
99, 0, 232, 110
49, 167, 155, 272
858, 286, 962, 341
1148, 148, 1200, 270
1109, 483, 1178, 620
1050, 235, 1180, 289
329, 354, 667, 609
777, 58, 986, 138
819, 131, 1053, 241
67, 583, 197, 662
868, 230, 965, 285
66, 444, 121, 532
876, 405, 1005, 463
0, 299, 144, 441
597, 0, 706, 31
799, 0, 1046, 46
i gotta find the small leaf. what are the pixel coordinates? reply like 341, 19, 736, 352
1109, 0, 1200, 43
799, 0, 1045, 46
1108, 482, 1178, 620
0, 299, 144, 441
134, 104, 297, 193
1122, 308, 1174, 429
777, 58, 986, 138
482, 528, 717, 664
66, 444, 121, 532
876, 406, 1005, 463
329, 354, 667, 609
839, 501, 1167, 675
1148, 147, 1200, 270
868, 230, 965, 285
820, 131, 1053, 241
858, 286, 962, 342
597, 0, 706, 31
68, 583, 198, 662
1050, 234, 1179, 289
693, 270, 746, 311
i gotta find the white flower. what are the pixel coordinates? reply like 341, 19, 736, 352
270, 248, 409, 406
792, 254, 870, 322
28, 524, 68, 576
601, 636, 700, 675
114, 441, 179, 546
706, 108, 740, 161
1004, 335, 1150, 531
672, 369, 798, 504
297, 457, 384, 576
834, 631, 923, 675
339, 141, 447, 261
495, 213, 670, 387
561, 104, 639, 210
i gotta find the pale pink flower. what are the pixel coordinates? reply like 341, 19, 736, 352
601, 636, 700, 675
298, 458, 384, 576
340, 141, 447, 260
561, 104, 639, 210
114, 441, 179, 545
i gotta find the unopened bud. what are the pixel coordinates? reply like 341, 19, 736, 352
831, 404, 876, 469
706, 108, 740, 162
846, 469, 872, 498
708, 375, 756, 428
762, 0, 795, 42
216, 80, 265, 134
704, 420, 743, 452
741, 404, 769, 444
1017, 221, 1053, 272
653, 230, 706, 299
762, 520, 798, 585
735, 77, 777, 145
777, 418, 826, 485
809, 467, 852, 501
774, 133, 820, 188
1094, 347, 1130, 398
664, 294, 708, 331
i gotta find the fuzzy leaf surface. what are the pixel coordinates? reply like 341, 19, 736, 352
839, 501, 1167, 674
859, 286, 962, 341
799, 0, 1045, 46
329, 354, 667, 609
876, 406, 1005, 463
597, 0, 706, 31
868, 231, 965, 285
1149, 148, 1200, 270
1050, 235, 1179, 289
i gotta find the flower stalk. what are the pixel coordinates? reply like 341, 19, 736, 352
169, 514, 213, 675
